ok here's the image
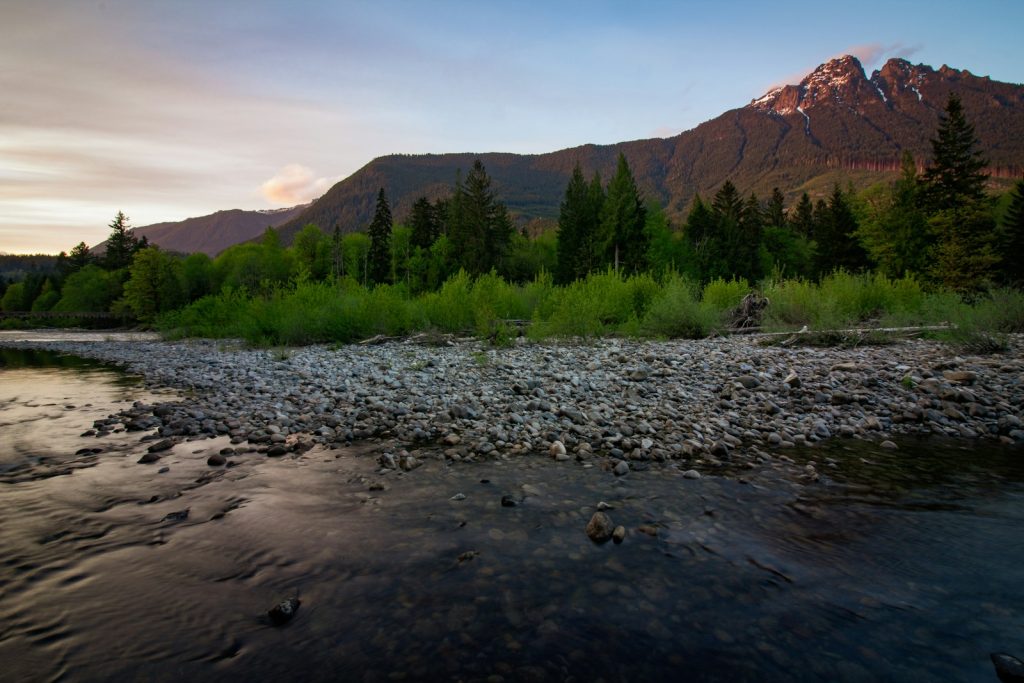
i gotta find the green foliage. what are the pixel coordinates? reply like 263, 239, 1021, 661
997, 180, 1024, 286
702, 277, 750, 314
122, 247, 184, 323
815, 184, 870, 275
641, 275, 714, 339
928, 205, 999, 293
53, 265, 122, 312
599, 153, 647, 274
214, 234, 294, 294
30, 286, 60, 312
449, 160, 513, 275
367, 188, 393, 285
1, 282, 27, 312
922, 93, 988, 214
181, 252, 213, 301
292, 224, 331, 280
857, 152, 932, 278
555, 163, 590, 284
409, 196, 440, 250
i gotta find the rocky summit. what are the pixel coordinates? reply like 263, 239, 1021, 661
4, 334, 1022, 478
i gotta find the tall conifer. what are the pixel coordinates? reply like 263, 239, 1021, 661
599, 154, 647, 273
367, 188, 393, 284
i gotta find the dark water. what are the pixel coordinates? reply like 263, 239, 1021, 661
1, 349, 1022, 682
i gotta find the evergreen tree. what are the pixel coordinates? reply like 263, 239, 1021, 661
367, 188, 393, 285
555, 163, 590, 284
766, 188, 787, 228
922, 93, 988, 215
790, 192, 816, 239
815, 185, 869, 274
104, 211, 139, 270
711, 180, 743, 221
930, 205, 999, 292
739, 193, 764, 281
702, 181, 745, 281
448, 160, 512, 275
857, 151, 932, 277
599, 153, 647, 273
999, 180, 1024, 286
578, 172, 606, 275
331, 223, 344, 278
684, 195, 715, 280
409, 196, 440, 249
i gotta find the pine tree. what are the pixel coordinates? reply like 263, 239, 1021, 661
739, 193, 764, 281
366, 188, 393, 285
815, 185, 869, 274
579, 172, 606, 276
409, 197, 439, 250
449, 160, 513, 275
703, 181, 745, 281
857, 151, 932, 277
1000, 180, 1024, 286
922, 93, 988, 215
599, 153, 647, 273
766, 188, 787, 228
104, 211, 139, 270
555, 163, 589, 284
790, 193, 816, 239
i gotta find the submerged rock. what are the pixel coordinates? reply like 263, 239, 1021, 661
991, 653, 1024, 683
268, 596, 301, 626
586, 512, 614, 543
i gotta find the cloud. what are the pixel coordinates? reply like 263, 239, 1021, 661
836, 42, 923, 69
260, 165, 338, 205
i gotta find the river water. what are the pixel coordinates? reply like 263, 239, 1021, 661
1, 345, 1022, 682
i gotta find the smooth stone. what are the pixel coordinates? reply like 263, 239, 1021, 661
137, 452, 162, 464
682, 469, 702, 480
585, 512, 614, 543
207, 453, 226, 466
612, 526, 626, 544
613, 460, 630, 476
147, 439, 174, 453
880, 440, 899, 450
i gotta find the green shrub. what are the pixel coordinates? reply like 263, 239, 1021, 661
642, 275, 713, 338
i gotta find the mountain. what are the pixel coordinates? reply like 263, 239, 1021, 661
276, 56, 1024, 244
92, 204, 308, 256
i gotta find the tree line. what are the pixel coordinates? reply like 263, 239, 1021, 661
3, 93, 1022, 325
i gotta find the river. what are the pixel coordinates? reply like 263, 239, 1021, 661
1, 343, 1022, 682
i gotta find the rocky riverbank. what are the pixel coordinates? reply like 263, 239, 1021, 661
2, 334, 1022, 477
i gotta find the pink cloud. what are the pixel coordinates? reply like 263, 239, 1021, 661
260, 164, 338, 205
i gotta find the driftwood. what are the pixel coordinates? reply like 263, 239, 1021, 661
764, 323, 954, 347
728, 292, 769, 330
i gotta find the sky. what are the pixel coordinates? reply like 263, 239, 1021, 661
2, 0, 1022, 254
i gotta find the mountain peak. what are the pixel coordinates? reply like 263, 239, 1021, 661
748, 54, 874, 115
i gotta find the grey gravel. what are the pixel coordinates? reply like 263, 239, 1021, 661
4, 334, 1022, 477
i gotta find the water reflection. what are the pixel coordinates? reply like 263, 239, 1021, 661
0, 352, 1022, 682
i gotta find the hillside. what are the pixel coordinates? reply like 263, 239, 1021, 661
276, 56, 1024, 244
93, 204, 308, 256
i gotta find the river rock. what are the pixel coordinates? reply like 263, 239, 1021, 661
138, 452, 162, 464
207, 453, 226, 467
612, 526, 626, 544
613, 460, 630, 476
268, 596, 301, 626
991, 653, 1024, 683
147, 439, 174, 453
585, 512, 614, 543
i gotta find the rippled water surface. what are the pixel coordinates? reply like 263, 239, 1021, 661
1, 348, 1022, 682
